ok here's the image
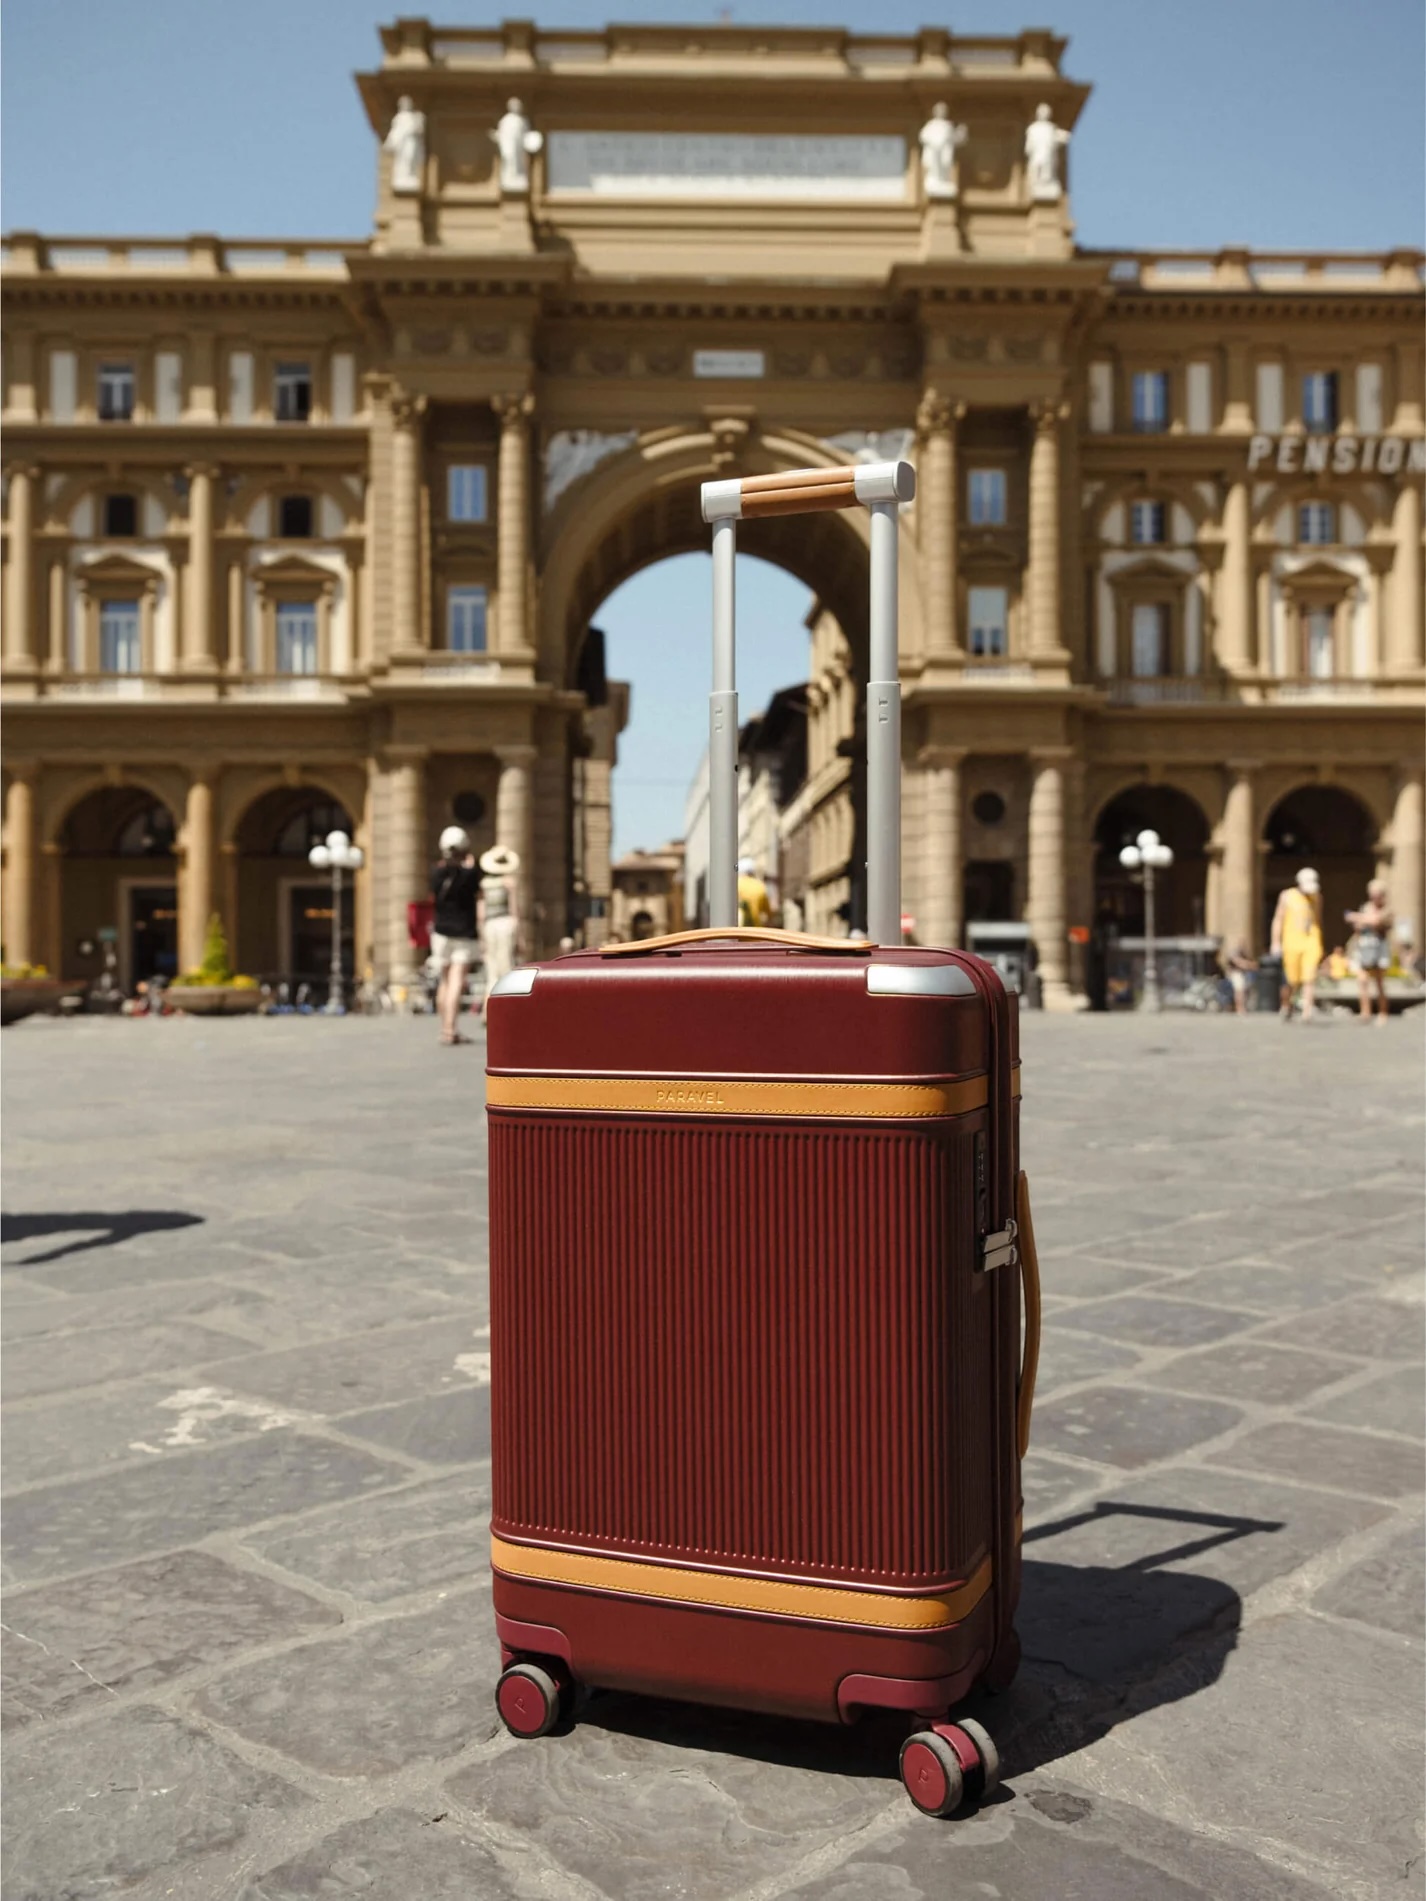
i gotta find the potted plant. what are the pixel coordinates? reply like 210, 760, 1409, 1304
166, 915, 263, 1016
0, 961, 87, 1026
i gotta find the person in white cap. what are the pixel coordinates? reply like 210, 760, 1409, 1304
430, 825, 480, 1046
1270, 866, 1324, 1022
479, 844, 521, 999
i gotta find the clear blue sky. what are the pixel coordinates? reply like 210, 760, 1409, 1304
4, 1, 1421, 852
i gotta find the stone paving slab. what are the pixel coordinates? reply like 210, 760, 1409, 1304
2, 1010, 1421, 1901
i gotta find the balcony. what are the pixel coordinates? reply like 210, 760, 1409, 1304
1090, 247, 1424, 294
1104, 677, 1225, 706
1, 234, 361, 277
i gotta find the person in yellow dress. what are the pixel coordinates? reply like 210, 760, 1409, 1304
1270, 866, 1324, 1022
737, 857, 772, 927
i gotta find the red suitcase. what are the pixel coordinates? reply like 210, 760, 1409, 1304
485, 459, 1042, 1819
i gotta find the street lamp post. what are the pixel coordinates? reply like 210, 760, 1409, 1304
308, 829, 364, 1015
1119, 827, 1175, 1011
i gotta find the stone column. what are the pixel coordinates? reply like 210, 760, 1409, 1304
496, 744, 537, 932
918, 393, 961, 660
391, 393, 425, 655
47, 554, 67, 674
226, 558, 246, 673
184, 464, 218, 672
494, 394, 534, 656
385, 748, 427, 980
1222, 340, 1252, 434
5, 464, 37, 673
180, 774, 215, 972
919, 749, 963, 947
1218, 479, 1254, 677
1388, 479, 1423, 675
1218, 763, 1259, 953
1026, 751, 1071, 1008
1390, 766, 1425, 962
3, 767, 37, 966
1027, 404, 1065, 662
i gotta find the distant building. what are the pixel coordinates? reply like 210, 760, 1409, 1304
3, 19, 1421, 1000
610, 842, 685, 941
737, 687, 808, 923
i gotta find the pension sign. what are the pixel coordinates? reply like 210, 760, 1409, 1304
1247, 434, 1425, 475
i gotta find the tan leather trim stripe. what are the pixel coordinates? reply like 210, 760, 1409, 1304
492, 1536, 992, 1631
486, 1074, 988, 1120
1011, 1067, 1022, 1099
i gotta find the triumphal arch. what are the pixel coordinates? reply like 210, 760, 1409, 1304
3, 21, 1422, 1000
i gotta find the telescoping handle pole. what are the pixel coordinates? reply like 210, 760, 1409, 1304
699, 458, 915, 940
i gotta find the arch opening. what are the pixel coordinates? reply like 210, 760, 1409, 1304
233, 787, 356, 986
1261, 785, 1377, 952
57, 786, 180, 989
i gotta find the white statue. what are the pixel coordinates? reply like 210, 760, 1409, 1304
918, 103, 968, 202
492, 98, 543, 195
383, 95, 427, 197
1024, 103, 1069, 202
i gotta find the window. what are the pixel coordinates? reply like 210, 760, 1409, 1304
278, 494, 314, 539
1131, 603, 1171, 677
1131, 372, 1169, 433
967, 585, 1008, 659
447, 585, 488, 653
276, 601, 318, 674
1298, 502, 1337, 545
274, 361, 312, 423
1302, 372, 1338, 434
967, 468, 1006, 526
447, 465, 489, 522
1303, 606, 1335, 678
103, 493, 138, 538
99, 599, 141, 673
1129, 500, 1166, 545
97, 362, 135, 422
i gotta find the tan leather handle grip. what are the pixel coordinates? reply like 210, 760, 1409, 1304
600, 926, 873, 957
1015, 1170, 1041, 1461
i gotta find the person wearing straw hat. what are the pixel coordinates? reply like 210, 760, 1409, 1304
479, 844, 521, 1000
430, 825, 480, 1046
1270, 865, 1324, 1023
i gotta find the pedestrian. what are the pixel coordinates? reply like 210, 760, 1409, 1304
737, 856, 772, 927
1222, 939, 1257, 1016
479, 844, 521, 1001
1269, 866, 1324, 1022
1346, 878, 1393, 1025
430, 825, 480, 1047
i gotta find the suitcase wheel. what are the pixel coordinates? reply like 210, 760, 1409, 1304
898, 1718, 999, 1819
495, 1661, 565, 1740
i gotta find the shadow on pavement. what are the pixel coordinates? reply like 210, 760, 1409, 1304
571, 1500, 1282, 1790
0, 1209, 205, 1265
1002, 1499, 1283, 1775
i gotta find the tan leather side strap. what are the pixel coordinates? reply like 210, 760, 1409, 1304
492, 1535, 992, 1631
601, 926, 873, 957
1016, 1169, 1041, 1461
487, 1073, 988, 1120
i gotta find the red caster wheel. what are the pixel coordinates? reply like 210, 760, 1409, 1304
954, 1715, 1000, 1796
496, 1661, 563, 1739
899, 1729, 965, 1818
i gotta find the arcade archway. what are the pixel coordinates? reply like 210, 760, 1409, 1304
545, 429, 890, 941
1262, 785, 1378, 952
1093, 784, 1211, 936
57, 786, 179, 988
232, 787, 356, 985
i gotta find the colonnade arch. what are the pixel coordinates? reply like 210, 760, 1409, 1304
1261, 784, 1379, 953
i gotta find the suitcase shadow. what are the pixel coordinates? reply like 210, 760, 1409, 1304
997, 1498, 1282, 1777
0, 1208, 205, 1265
574, 1499, 1279, 1793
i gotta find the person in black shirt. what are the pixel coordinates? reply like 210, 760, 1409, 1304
431, 825, 480, 1045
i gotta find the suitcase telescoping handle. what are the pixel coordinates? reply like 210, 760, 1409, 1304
699, 460, 916, 945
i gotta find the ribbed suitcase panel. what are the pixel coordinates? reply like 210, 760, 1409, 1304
490, 1113, 992, 1592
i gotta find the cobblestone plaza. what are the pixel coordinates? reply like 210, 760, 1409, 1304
2, 1012, 1421, 1899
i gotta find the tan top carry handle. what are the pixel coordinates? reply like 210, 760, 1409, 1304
699, 459, 915, 947
601, 926, 872, 957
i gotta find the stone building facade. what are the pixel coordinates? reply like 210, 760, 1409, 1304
2, 20, 1422, 1001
